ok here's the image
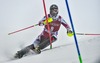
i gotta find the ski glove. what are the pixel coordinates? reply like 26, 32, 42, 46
67, 29, 73, 37
43, 18, 53, 25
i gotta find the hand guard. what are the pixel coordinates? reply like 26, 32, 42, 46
43, 18, 53, 25
67, 30, 73, 37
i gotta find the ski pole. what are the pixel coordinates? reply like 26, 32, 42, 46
8, 24, 39, 35
76, 33, 100, 35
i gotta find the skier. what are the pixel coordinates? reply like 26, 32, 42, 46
15, 4, 73, 58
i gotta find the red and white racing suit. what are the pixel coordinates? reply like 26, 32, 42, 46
33, 14, 71, 48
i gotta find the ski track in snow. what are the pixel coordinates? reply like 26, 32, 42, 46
0, 36, 100, 63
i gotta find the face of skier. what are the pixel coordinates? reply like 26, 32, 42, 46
50, 8, 58, 18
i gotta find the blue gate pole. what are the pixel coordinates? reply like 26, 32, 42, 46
65, 0, 83, 63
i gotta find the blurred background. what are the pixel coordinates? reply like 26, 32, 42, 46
0, 0, 100, 63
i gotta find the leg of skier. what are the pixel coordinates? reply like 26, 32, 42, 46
14, 34, 57, 58
14, 34, 42, 58
38, 35, 57, 50
32, 34, 57, 54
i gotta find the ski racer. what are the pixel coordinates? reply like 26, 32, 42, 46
15, 4, 73, 58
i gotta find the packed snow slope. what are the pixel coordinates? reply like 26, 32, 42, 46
0, 0, 100, 63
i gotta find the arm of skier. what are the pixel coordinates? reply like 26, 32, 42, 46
38, 16, 46, 26
61, 17, 73, 36
61, 18, 71, 30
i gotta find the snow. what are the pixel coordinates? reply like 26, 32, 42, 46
0, 0, 100, 63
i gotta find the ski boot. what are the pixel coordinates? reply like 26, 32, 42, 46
14, 50, 26, 58
14, 51, 24, 58
33, 46, 41, 54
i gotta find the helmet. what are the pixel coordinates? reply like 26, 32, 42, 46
50, 4, 58, 17
50, 4, 58, 10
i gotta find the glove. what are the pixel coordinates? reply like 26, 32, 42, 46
43, 18, 53, 25
67, 29, 73, 37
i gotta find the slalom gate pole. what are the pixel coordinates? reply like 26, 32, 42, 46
42, 0, 52, 49
8, 24, 39, 35
65, 0, 83, 63
76, 33, 100, 36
